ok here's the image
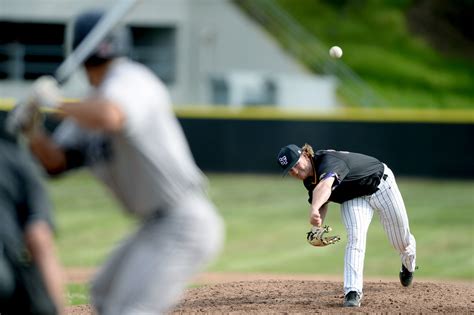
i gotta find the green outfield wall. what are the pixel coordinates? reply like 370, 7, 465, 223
1, 104, 473, 178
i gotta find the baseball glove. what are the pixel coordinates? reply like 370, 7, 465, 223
306, 225, 341, 247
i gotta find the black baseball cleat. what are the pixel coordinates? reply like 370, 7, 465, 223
399, 264, 415, 287
343, 291, 362, 307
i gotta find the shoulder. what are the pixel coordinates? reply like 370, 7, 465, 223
316, 150, 343, 163
315, 149, 339, 159
316, 151, 350, 173
101, 59, 169, 101
107, 59, 157, 83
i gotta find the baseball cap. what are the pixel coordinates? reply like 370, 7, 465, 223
277, 144, 302, 175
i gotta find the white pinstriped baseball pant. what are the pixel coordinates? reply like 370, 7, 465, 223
340, 164, 416, 295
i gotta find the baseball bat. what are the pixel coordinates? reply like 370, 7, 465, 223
55, 0, 139, 84
5, 0, 139, 135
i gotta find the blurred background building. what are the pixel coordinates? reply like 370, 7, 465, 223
0, 0, 346, 108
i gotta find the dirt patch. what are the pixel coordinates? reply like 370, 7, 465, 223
173, 280, 473, 314
65, 270, 473, 314
66, 304, 93, 315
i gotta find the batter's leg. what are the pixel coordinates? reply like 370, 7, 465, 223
340, 197, 374, 296
90, 231, 136, 314
371, 166, 416, 272
91, 193, 224, 315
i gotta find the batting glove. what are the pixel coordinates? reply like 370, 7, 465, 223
30, 75, 62, 109
6, 98, 43, 135
6, 76, 61, 135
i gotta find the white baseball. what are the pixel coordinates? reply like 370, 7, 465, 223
329, 46, 343, 58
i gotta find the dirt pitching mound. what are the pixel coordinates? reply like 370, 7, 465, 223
65, 271, 473, 314
173, 280, 473, 314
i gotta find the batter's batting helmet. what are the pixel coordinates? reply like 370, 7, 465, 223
69, 9, 132, 66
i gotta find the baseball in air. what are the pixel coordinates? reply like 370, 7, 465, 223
329, 46, 343, 58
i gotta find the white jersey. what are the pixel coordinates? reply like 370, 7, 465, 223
54, 59, 205, 217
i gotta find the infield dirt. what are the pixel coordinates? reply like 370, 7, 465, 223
65, 269, 473, 314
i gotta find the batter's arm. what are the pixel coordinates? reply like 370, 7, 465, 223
29, 130, 68, 175
309, 177, 335, 226
58, 98, 125, 132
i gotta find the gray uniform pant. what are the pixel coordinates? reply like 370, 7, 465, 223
90, 192, 224, 315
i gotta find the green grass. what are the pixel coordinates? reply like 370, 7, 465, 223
269, 0, 474, 108
48, 171, 136, 266
49, 171, 474, 281
67, 283, 89, 306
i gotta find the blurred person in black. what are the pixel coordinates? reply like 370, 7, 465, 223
0, 129, 64, 315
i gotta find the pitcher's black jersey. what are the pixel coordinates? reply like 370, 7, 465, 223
303, 150, 384, 204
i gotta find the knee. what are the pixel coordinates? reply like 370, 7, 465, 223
346, 232, 366, 252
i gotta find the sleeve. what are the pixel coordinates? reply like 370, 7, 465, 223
53, 120, 87, 170
53, 120, 111, 170
99, 67, 171, 136
53, 120, 84, 149
317, 155, 350, 188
